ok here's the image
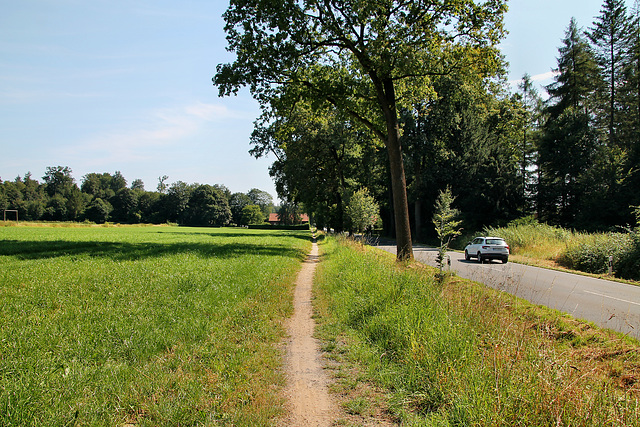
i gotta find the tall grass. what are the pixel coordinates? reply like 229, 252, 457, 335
0, 225, 310, 426
314, 236, 640, 425
480, 222, 636, 278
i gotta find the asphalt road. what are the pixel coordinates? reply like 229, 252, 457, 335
374, 243, 640, 340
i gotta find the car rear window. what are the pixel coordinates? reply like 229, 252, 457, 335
486, 239, 505, 245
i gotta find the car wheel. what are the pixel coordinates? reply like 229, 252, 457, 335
465, 250, 470, 261
477, 252, 483, 263
502, 257, 508, 264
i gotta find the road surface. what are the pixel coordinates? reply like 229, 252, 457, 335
374, 243, 640, 339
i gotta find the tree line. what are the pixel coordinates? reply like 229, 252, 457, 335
215, 0, 639, 252
0, 166, 275, 226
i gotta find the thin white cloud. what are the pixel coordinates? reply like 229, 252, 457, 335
66, 102, 254, 165
508, 70, 560, 87
531, 71, 559, 81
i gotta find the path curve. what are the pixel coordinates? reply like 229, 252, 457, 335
281, 241, 338, 426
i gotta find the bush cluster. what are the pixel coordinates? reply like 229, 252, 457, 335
558, 233, 632, 275
616, 230, 640, 280
479, 220, 640, 281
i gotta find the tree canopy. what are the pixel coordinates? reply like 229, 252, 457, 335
215, 0, 507, 260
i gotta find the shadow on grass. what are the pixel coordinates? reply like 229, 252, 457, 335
0, 240, 308, 262
159, 229, 314, 242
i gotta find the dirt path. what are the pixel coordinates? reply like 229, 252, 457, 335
281, 241, 339, 426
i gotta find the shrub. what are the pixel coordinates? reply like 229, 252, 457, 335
616, 230, 640, 280
558, 233, 632, 274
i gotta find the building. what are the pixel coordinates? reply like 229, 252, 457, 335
267, 213, 310, 225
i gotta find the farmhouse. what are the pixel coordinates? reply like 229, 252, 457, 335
268, 213, 309, 225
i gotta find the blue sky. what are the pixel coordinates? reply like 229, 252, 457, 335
0, 0, 633, 200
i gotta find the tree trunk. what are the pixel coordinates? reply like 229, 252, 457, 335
382, 79, 413, 260
414, 198, 422, 243
387, 132, 413, 260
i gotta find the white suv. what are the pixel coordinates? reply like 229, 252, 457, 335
464, 237, 509, 264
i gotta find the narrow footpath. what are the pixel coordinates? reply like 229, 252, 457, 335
281, 241, 339, 426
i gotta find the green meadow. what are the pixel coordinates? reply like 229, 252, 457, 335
0, 225, 310, 426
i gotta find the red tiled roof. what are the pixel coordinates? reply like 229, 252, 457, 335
268, 213, 309, 223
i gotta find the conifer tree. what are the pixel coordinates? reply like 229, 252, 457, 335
538, 18, 600, 226
621, 1, 640, 212
546, 18, 600, 117
587, 0, 630, 145
586, 0, 633, 227
517, 74, 542, 215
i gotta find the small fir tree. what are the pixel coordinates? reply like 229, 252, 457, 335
432, 187, 462, 274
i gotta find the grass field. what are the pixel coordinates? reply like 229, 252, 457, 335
314, 236, 640, 426
0, 224, 311, 426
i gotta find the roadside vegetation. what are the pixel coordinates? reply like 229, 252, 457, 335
0, 224, 310, 426
314, 236, 639, 426
452, 217, 640, 282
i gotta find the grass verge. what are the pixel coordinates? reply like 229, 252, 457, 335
314, 236, 639, 426
0, 225, 311, 426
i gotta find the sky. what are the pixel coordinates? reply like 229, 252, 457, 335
0, 0, 634, 201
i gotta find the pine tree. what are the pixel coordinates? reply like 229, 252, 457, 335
538, 18, 600, 226
517, 74, 542, 216
586, 0, 634, 227
587, 0, 630, 146
621, 1, 640, 212
547, 18, 600, 117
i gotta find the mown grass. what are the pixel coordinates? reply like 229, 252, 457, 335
0, 225, 311, 426
314, 236, 640, 426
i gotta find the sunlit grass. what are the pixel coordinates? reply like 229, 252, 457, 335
0, 225, 311, 426
314, 236, 640, 426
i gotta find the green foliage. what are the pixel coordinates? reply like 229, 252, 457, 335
432, 186, 462, 271
183, 184, 232, 227
241, 204, 265, 225
0, 226, 310, 425
229, 192, 252, 225
277, 201, 304, 226
616, 229, 640, 279
84, 197, 112, 224
1, 168, 277, 228
559, 233, 632, 274
252, 103, 381, 232
345, 188, 379, 233
247, 188, 273, 218
482, 221, 575, 254
42, 166, 75, 197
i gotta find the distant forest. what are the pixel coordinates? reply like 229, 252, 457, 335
0, 166, 274, 227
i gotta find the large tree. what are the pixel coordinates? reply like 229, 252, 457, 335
183, 184, 232, 227
538, 18, 600, 227
587, 0, 629, 146
587, 0, 635, 226
214, 0, 507, 260
621, 1, 640, 212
